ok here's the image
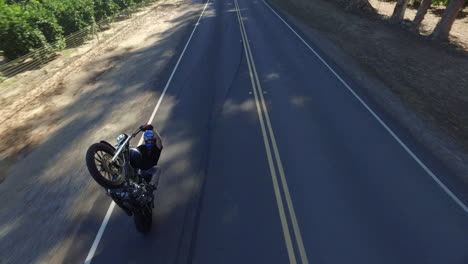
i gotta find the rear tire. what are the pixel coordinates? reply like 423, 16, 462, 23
85, 142, 125, 189
134, 207, 152, 234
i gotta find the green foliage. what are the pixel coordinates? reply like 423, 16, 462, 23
24, 0, 64, 46
5, 0, 30, 6
0, 0, 149, 60
432, 0, 449, 6
0, 1, 49, 59
94, 0, 120, 22
44, 0, 96, 36
431, 0, 468, 7
112, 0, 135, 10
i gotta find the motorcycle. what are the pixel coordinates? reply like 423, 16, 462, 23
85, 124, 160, 233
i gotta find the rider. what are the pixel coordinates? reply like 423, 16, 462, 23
139, 129, 163, 170
130, 127, 163, 182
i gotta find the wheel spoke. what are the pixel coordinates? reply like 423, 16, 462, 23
101, 168, 108, 178
108, 171, 114, 181
95, 152, 120, 182
96, 151, 104, 161
108, 170, 113, 180
95, 157, 102, 164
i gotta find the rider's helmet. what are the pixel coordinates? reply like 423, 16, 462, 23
144, 130, 156, 149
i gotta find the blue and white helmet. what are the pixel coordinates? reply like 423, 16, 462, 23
144, 130, 156, 149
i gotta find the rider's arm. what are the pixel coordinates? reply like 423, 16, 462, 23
154, 130, 163, 150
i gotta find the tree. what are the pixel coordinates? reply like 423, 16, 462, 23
408, 0, 420, 8
391, 0, 410, 23
0, 1, 49, 59
112, 0, 135, 10
44, 0, 95, 36
24, 1, 64, 45
93, 0, 119, 22
431, 0, 466, 41
410, 0, 432, 32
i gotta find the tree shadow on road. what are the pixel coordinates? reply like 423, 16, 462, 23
0, 2, 227, 263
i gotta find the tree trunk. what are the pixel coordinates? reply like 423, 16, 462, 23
410, 0, 432, 32
391, 0, 410, 23
408, 0, 420, 8
344, 0, 376, 12
431, 0, 466, 41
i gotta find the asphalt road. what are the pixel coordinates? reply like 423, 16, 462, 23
71, 0, 468, 263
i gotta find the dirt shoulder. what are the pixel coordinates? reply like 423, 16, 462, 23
0, 0, 182, 183
269, 0, 468, 185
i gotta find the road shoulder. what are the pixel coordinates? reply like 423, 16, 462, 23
267, 0, 468, 188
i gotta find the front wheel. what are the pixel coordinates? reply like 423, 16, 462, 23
85, 142, 125, 189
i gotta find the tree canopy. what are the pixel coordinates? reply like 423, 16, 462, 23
0, 0, 145, 60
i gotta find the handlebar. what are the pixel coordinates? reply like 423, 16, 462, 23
111, 124, 153, 163
139, 124, 154, 131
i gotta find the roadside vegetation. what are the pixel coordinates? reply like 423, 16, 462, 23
0, 0, 146, 60
344, 0, 467, 41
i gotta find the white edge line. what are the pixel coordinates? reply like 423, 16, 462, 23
84, 202, 115, 264
146, 0, 211, 131
83, 1, 211, 263
261, 0, 468, 214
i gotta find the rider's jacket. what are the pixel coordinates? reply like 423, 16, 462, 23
136, 144, 162, 170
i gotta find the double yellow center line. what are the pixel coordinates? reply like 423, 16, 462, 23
232, 1, 309, 263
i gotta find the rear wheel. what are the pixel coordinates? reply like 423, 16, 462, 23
85, 142, 125, 189
134, 207, 152, 234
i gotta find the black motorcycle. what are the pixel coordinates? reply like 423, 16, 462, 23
85, 124, 160, 233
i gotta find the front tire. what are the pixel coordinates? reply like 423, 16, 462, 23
85, 142, 125, 189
